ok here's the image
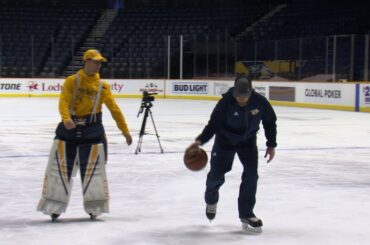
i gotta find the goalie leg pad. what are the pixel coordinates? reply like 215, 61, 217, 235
37, 140, 78, 215
78, 143, 109, 215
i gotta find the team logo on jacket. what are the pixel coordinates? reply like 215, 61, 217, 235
233, 112, 239, 116
250, 109, 260, 115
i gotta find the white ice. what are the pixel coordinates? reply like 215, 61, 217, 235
0, 98, 370, 245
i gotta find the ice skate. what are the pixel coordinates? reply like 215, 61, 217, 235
51, 213, 60, 222
89, 213, 98, 220
206, 203, 217, 221
241, 215, 263, 233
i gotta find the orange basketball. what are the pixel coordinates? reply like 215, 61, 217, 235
184, 147, 208, 171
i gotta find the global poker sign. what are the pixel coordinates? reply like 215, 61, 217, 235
303, 83, 345, 104
304, 89, 341, 99
172, 82, 208, 94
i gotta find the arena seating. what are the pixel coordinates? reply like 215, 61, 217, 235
234, 1, 370, 80
0, 7, 100, 78
236, 1, 370, 41
98, 6, 268, 78
0, 1, 368, 79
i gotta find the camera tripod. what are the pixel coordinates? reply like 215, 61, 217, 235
135, 105, 164, 154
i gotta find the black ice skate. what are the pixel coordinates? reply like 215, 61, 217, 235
206, 203, 217, 221
89, 213, 98, 220
51, 213, 60, 222
241, 215, 263, 233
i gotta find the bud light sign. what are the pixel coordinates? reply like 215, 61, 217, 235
172, 82, 208, 94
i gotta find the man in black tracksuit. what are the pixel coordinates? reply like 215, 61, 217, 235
187, 76, 277, 232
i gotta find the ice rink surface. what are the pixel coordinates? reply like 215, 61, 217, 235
0, 97, 369, 245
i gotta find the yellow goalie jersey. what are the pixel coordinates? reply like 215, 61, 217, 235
59, 69, 129, 136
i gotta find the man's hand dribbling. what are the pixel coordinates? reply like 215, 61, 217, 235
186, 140, 202, 153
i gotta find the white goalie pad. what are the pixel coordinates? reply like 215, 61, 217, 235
80, 143, 110, 216
37, 139, 77, 215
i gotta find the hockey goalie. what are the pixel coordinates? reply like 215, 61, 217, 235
37, 49, 132, 221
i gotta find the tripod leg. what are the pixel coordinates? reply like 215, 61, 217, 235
149, 110, 164, 153
135, 135, 143, 154
135, 108, 149, 154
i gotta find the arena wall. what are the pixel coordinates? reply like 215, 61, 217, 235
0, 78, 369, 112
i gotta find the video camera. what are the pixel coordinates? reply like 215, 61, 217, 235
135, 90, 163, 154
142, 91, 157, 103
137, 91, 158, 117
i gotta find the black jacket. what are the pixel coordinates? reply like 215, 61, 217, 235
196, 88, 277, 147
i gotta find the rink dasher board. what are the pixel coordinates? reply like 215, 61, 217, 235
0, 78, 369, 112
